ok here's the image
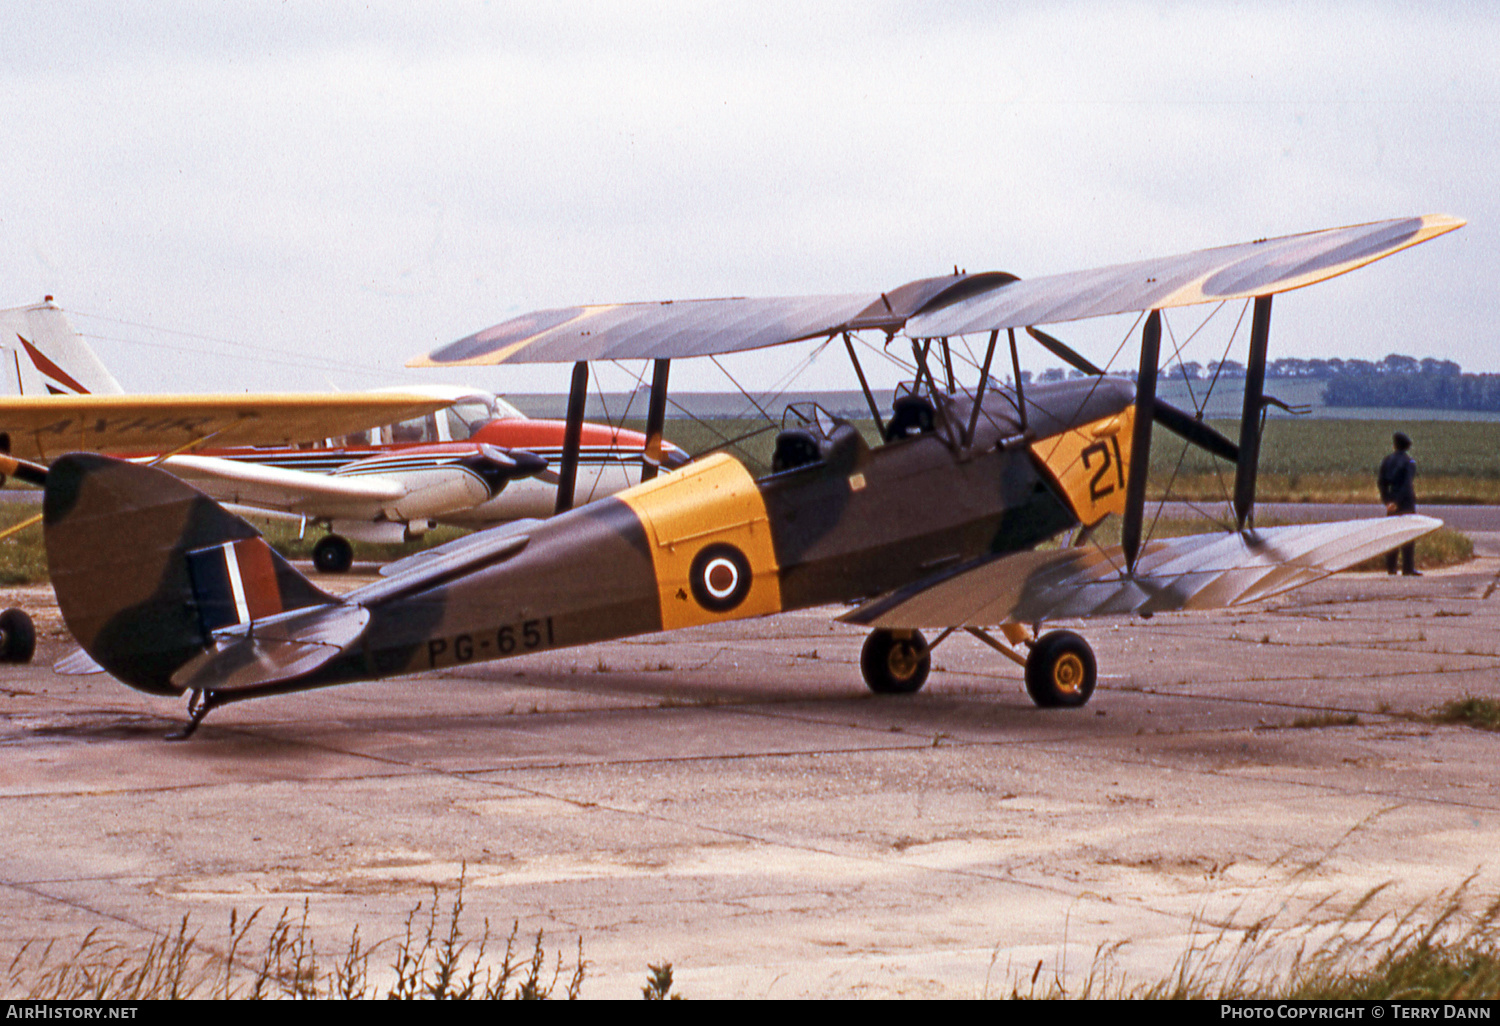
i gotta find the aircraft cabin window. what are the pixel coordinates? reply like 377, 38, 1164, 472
390, 414, 439, 444
447, 401, 494, 440
490, 397, 525, 420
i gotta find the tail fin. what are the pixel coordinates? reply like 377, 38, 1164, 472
44, 453, 333, 694
0, 299, 124, 397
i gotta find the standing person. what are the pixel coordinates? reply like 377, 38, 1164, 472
1378, 431, 1420, 576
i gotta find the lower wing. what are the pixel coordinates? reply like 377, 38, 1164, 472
842, 515, 1441, 628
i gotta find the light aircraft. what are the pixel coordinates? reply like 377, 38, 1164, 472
0, 299, 455, 458
10, 216, 1461, 736
1, 300, 689, 572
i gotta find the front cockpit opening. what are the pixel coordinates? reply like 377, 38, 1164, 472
766, 402, 868, 478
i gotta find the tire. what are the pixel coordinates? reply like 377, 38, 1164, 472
312, 535, 355, 574
1024, 630, 1096, 708
0, 608, 36, 664
860, 629, 930, 695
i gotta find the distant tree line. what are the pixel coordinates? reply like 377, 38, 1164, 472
1025, 353, 1500, 411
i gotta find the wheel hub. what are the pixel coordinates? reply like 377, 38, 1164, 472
888, 644, 921, 680
1053, 652, 1085, 694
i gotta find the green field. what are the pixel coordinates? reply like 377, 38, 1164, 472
646, 416, 1500, 504
1148, 418, 1500, 503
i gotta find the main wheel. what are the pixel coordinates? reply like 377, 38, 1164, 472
1024, 630, 1096, 708
0, 608, 36, 664
312, 534, 355, 574
861, 629, 930, 694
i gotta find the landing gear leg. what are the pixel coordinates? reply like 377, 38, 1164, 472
966, 624, 1098, 708
166, 689, 217, 741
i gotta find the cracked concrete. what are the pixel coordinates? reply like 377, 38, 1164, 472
4, 553, 1500, 997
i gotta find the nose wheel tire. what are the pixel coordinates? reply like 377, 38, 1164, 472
1024, 630, 1096, 707
0, 607, 36, 664
312, 534, 355, 574
861, 629, 931, 694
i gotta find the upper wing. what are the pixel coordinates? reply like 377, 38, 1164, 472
410, 272, 1022, 367
841, 515, 1441, 628
906, 215, 1464, 338
410, 293, 879, 368
411, 215, 1461, 367
0, 393, 453, 461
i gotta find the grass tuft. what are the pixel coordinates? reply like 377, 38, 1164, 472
1428, 696, 1500, 732
1289, 713, 1360, 729
642, 961, 683, 999
1010, 880, 1500, 1000
4, 871, 594, 1000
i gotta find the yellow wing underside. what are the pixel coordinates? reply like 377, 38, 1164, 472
0, 393, 452, 461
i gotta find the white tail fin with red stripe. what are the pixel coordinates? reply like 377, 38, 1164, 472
1, 299, 124, 397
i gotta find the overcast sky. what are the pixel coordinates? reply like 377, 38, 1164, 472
2, 1, 1493, 397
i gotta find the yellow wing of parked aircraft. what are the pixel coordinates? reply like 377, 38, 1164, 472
0, 299, 452, 461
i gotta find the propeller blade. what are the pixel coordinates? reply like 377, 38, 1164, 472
0, 455, 48, 487
1025, 325, 1238, 465
1026, 326, 1106, 378
478, 444, 549, 479
1151, 399, 1239, 463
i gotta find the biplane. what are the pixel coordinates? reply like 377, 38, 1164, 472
7, 216, 1461, 736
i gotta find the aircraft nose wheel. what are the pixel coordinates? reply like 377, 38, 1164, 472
861, 629, 930, 694
1024, 630, 1096, 707
312, 534, 355, 574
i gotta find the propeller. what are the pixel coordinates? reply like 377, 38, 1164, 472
0, 454, 48, 488
476, 443, 549, 477
1024, 326, 1239, 463
0, 456, 48, 543
460, 445, 550, 496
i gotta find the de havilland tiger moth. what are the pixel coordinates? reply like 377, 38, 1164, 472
3, 215, 1463, 737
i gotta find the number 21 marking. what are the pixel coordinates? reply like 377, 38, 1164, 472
1083, 435, 1126, 502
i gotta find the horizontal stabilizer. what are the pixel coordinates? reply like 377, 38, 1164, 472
842, 515, 1442, 628
377, 520, 538, 577
170, 603, 369, 694
54, 647, 103, 675
350, 523, 532, 605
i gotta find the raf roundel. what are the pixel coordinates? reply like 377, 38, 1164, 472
689, 543, 753, 613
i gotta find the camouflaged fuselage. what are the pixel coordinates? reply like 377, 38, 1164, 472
302, 378, 1137, 691
44, 378, 1137, 700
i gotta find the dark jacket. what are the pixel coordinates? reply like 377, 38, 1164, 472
1378, 450, 1417, 512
